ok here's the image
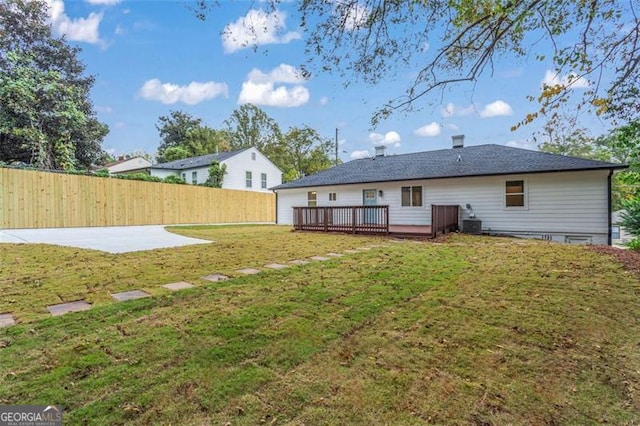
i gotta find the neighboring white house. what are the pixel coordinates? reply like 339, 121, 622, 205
271, 137, 627, 245
612, 210, 633, 245
150, 147, 282, 192
104, 156, 152, 175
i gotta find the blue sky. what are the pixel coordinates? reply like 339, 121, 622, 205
45, 0, 613, 162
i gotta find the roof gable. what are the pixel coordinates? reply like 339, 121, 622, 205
150, 148, 251, 170
272, 144, 626, 190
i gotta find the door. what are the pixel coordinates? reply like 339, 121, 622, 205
362, 189, 377, 224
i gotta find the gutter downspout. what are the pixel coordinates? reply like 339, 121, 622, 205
274, 191, 278, 225
608, 169, 613, 246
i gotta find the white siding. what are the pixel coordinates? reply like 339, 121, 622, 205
219, 147, 282, 192
275, 170, 611, 244
149, 147, 282, 192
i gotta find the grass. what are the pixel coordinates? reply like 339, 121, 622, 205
1, 226, 639, 424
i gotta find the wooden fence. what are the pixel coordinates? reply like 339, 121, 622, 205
0, 168, 275, 229
293, 205, 389, 234
431, 205, 460, 237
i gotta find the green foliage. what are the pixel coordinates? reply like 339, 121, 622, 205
161, 146, 191, 162
155, 111, 202, 162
626, 238, 640, 251
112, 173, 163, 182
271, 126, 334, 182
202, 160, 227, 188
620, 198, 640, 238
0, 0, 108, 169
224, 104, 281, 151
163, 175, 187, 184
196, 1, 640, 126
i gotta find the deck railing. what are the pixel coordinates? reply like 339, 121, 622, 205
431, 205, 460, 237
293, 205, 389, 234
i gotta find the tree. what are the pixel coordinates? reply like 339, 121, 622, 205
203, 160, 227, 188
274, 126, 334, 182
196, 1, 640, 126
161, 146, 191, 162
155, 111, 203, 162
183, 127, 231, 156
0, 0, 108, 170
224, 104, 281, 151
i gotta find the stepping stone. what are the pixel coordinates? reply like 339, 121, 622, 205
265, 263, 289, 269
237, 268, 261, 275
326, 253, 344, 257
162, 281, 195, 291
111, 290, 150, 302
310, 256, 330, 261
202, 274, 229, 282
47, 300, 91, 316
0, 313, 16, 328
344, 250, 360, 254
289, 259, 310, 265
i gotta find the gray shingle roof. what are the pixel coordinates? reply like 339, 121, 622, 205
150, 148, 250, 170
272, 144, 626, 190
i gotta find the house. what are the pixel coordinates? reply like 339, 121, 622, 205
271, 136, 627, 245
150, 147, 282, 192
104, 156, 152, 175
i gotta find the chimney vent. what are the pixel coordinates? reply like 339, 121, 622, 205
452, 134, 465, 148
374, 145, 386, 157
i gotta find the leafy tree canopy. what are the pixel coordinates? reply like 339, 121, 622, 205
273, 126, 334, 182
0, 0, 108, 170
224, 103, 281, 151
195, 0, 640, 127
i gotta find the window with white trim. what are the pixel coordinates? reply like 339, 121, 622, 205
505, 180, 525, 207
329, 192, 337, 202
308, 191, 317, 207
261, 173, 267, 189
251, 152, 257, 160
191, 171, 197, 185
245, 171, 252, 188
401, 186, 422, 206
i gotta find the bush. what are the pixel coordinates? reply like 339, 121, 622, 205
113, 173, 163, 182
163, 175, 186, 184
620, 197, 640, 237
627, 238, 640, 251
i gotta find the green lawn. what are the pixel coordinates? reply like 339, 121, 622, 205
1, 226, 639, 424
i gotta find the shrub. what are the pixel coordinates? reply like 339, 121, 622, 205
163, 175, 186, 184
627, 238, 640, 251
620, 197, 640, 237
113, 173, 163, 182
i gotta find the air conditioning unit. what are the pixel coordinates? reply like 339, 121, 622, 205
462, 219, 482, 234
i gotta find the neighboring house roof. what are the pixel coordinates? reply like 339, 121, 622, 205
150, 148, 251, 170
272, 144, 627, 190
104, 156, 152, 173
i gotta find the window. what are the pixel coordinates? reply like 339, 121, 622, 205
181, 172, 186, 181
261, 173, 267, 189
401, 186, 422, 206
245, 171, 252, 188
505, 180, 525, 207
251, 152, 256, 161
191, 171, 197, 185
612, 225, 621, 240
308, 191, 317, 207
329, 192, 337, 202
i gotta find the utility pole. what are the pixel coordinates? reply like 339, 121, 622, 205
335, 128, 339, 165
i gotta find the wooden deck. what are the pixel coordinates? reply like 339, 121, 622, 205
292, 205, 459, 239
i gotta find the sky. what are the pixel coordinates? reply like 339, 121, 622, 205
44, 0, 614, 162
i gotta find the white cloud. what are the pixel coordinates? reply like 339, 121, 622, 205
238, 64, 310, 108
319, 96, 329, 106
114, 24, 125, 36
45, 0, 103, 44
480, 100, 513, 118
369, 131, 401, 148
350, 150, 370, 159
506, 139, 537, 150
340, 3, 370, 30
247, 64, 305, 84
542, 70, 590, 89
222, 9, 301, 54
414, 122, 441, 137
441, 102, 475, 117
85, 0, 120, 4
138, 79, 229, 105
445, 123, 460, 131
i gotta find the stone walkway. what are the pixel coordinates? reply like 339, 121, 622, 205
2, 243, 396, 327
